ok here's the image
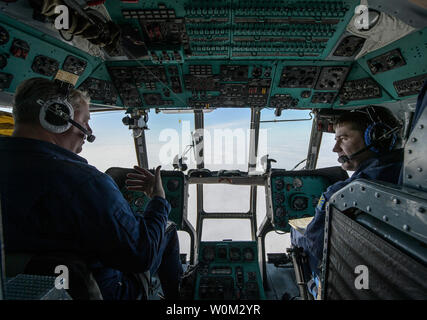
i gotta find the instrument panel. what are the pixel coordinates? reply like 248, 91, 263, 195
105, 168, 187, 229
195, 241, 265, 300
267, 168, 347, 232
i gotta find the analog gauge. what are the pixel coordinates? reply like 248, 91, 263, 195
167, 179, 180, 192
229, 247, 241, 261
167, 196, 179, 208
217, 246, 227, 259
243, 247, 254, 261
0, 26, 9, 45
274, 193, 285, 204
275, 206, 286, 217
202, 246, 216, 262
291, 195, 308, 211
275, 179, 284, 191
134, 197, 145, 207
293, 177, 303, 189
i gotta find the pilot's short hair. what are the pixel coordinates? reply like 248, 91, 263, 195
12, 77, 90, 124
334, 106, 400, 134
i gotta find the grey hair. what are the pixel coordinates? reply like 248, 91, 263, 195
13, 77, 90, 124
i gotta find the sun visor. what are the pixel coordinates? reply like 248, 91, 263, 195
347, 8, 415, 60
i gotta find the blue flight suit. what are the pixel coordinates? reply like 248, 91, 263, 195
0, 137, 182, 300
291, 149, 403, 277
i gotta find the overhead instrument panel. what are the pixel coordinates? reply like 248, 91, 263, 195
0, 12, 101, 92
106, 0, 358, 60
332, 35, 366, 58
195, 241, 265, 300
0, 0, 426, 110
355, 29, 427, 102
267, 168, 348, 232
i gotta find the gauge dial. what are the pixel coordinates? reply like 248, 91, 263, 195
134, 197, 145, 207
167, 179, 180, 192
202, 246, 215, 262
291, 195, 308, 211
275, 179, 284, 191
229, 247, 241, 261
275, 206, 286, 217
243, 247, 254, 261
293, 177, 303, 189
0, 26, 9, 45
274, 193, 285, 204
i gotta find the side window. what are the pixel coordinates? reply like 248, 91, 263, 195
79, 112, 137, 172
259, 109, 312, 170
316, 132, 338, 169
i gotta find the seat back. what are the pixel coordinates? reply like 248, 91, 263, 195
322, 179, 427, 300
402, 83, 427, 191
6, 252, 103, 300
322, 206, 427, 299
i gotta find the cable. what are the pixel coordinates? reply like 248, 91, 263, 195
290, 158, 307, 171
59, 29, 74, 42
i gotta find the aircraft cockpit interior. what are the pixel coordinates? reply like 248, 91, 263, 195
0, 0, 426, 301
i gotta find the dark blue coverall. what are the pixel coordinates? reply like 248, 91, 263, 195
0, 137, 183, 300
291, 149, 403, 287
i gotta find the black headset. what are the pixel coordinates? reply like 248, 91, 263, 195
338, 106, 399, 164
37, 83, 95, 143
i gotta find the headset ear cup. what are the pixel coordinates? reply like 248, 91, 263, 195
364, 123, 375, 151
364, 122, 396, 153
39, 98, 74, 134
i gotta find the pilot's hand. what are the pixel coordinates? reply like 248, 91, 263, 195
126, 165, 165, 199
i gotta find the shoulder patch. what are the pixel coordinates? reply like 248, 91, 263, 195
316, 194, 326, 211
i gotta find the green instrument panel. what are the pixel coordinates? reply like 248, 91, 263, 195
195, 241, 265, 300
106, 168, 186, 229
269, 170, 337, 232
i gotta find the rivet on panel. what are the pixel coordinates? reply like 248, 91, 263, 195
417, 167, 423, 172
361, 186, 365, 191
366, 206, 371, 212
392, 198, 400, 205
408, 149, 412, 154
353, 201, 357, 206
407, 174, 412, 179
411, 137, 417, 143
403, 225, 410, 232
375, 192, 380, 198
418, 207, 426, 214
419, 124, 424, 129
382, 215, 388, 222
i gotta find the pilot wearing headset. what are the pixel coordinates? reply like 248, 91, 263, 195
290, 105, 403, 299
0, 77, 183, 300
